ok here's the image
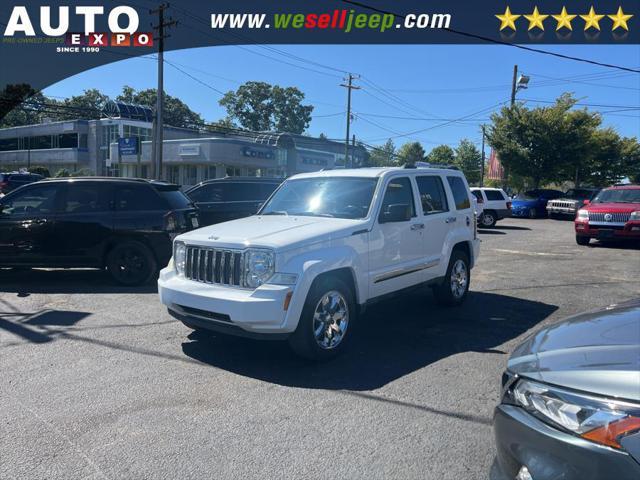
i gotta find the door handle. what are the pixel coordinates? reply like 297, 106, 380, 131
410, 223, 425, 230
33, 218, 47, 225
445, 217, 457, 224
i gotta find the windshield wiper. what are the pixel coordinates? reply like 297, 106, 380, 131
262, 210, 289, 216
298, 212, 335, 218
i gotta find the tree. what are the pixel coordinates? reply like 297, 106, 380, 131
59, 89, 110, 120
621, 137, 640, 184
369, 139, 396, 166
318, 133, 328, 140
117, 86, 204, 129
585, 130, 640, 187
396, 141, 425, 165
487, 94, 600, 188
426, 145, 455, 165
0, 85, 52, 127
219, 81, 313, 133
454, 139, 482, 185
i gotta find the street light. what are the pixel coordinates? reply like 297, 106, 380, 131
516, 74, 530, 91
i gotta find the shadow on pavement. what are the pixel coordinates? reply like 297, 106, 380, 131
181, 290, 557, 391
0, 309, 91, 343
493, 225, 531, 231
478, 229, 506, 235
589, 240, 640, 250
0, 268, 158, 295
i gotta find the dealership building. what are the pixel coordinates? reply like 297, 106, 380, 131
0, 103, 368, 187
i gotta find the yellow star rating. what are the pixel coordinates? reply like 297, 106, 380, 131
496, 6, 520, 31
524, 6, 549, 31
580, 6, 605, 30
608, 6, 633, 31
552, 6, 577, 31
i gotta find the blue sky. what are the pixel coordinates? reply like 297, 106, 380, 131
43, 44, 640, 152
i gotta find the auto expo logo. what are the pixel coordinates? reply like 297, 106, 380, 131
2, 6, 153, 50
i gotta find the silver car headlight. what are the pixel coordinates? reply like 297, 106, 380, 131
577, 209, 589, 220
174, 241, 187, 276
630, 211, 640, 221
244, 249, 275, 288
509, 379, 640, 449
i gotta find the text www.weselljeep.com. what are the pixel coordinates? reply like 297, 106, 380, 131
210, 10, 452, 33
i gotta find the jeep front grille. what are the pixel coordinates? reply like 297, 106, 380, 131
548, 200, 577, 209
185, 246, 244, 286
588, 212, 631, 223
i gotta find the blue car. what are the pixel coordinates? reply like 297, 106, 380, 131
511, 189, 564, 218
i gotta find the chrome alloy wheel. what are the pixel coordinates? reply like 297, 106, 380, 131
481, 213, 495, 227
312, 290, 349, 349
450, 259, 468, 299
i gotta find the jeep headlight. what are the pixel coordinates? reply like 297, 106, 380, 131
630, 211, 640, 221
174, 241, 187, 276
244, 249, 275, 288
577, 209, 589, 220
508, 379, 640, 449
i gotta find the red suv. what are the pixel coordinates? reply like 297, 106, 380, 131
575, 185, 640, 245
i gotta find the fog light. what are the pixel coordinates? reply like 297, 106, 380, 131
576, 224, 585, 230
516, 465, 533, 480
632, 226, 640, 232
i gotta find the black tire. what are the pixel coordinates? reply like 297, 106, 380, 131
433, 249, 470, 307
288, 276, 356, 361
576, 235, 590, 246
106, 240, 157, 286
480, 211, 497, 228
529, 208, 538, 219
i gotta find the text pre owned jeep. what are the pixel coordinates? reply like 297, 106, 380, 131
159, 167, 480, 360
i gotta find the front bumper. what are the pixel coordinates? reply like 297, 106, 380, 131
493, 404, 640, 480
511, 207, 532, 217
158, 267, 297, 335
575, 221, 640, 240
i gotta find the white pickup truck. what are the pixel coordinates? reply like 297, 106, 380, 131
159, 166, 480, 360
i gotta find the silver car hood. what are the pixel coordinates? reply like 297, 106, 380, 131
508, 299, 640, 402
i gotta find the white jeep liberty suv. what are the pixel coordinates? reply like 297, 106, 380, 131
159, 166, 480, 360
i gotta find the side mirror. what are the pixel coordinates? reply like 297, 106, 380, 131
583, 199, 590, 205
379, 203, 411, 223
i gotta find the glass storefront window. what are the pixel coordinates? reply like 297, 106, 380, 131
184, 166, 198, 185
206, 165, 217, 180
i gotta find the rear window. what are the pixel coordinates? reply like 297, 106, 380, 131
115, 185, 163, 211
485, 190, 506, 201
471, 190, 483, 201
157, 189, 193, 209
446, 176, 471, 210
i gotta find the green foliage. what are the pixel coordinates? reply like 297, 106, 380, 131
369, 139, 396, 166
219, 81, 313, 133
54, 168, 70, 177
0, 85, 46, 127
453, 139, 482, 185
487, 93, 637, 188
70, 168, 92, 177
28, 166, 50, 177
116, 86, 204, 129
396, 141, 425, 165
426, 145, 455, 165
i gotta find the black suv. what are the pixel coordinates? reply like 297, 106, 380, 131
0, 172, 44, 195
186, 177, 282, 226
0, 178, 199, 285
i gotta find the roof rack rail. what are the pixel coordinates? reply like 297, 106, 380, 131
403, 162, 459, 170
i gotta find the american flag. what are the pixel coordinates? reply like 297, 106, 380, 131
487, 149, 504, 180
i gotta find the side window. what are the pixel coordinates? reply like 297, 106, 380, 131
471, 190, 483, 201
63, 184, 110, 213
115, 185, 162, 211
188, 183, 228, 203
227, 183, 256, 201
485, 190, 504, 201
0, 185, 59, 216
416, 176, 449, 215
259, 183, 279, 200
446, 176, 471, 210
379, 177, 415, 222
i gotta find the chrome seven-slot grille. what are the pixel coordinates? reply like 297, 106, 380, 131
185, 246, 244, 286
548, 200, 577, 209
589, 212, 631, 223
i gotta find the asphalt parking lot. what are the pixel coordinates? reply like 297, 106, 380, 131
1, 218, 639, 480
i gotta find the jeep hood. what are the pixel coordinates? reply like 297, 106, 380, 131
178, 215, 367, 251
508, 299, 640, 401
586, 202, 639, 213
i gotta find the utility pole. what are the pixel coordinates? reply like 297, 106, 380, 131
340, 74, 360, 168
510, 64, 518, 106
150, 3, 177, 180
352, 134, 356, 168
480, 125, 486, 187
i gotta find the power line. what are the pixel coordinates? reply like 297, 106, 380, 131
341, 0, 640, 74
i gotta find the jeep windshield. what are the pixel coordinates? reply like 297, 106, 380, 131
260, 177, 379, 219
564, 189, 596, 200
593, 189, 640, 204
